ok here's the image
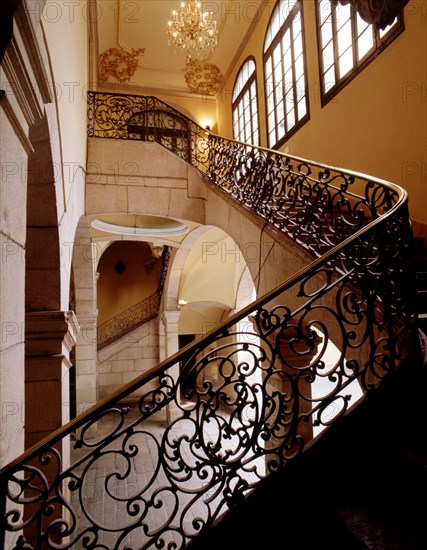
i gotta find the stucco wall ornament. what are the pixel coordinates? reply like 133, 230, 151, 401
332, 0, 409, 29
184, 60, 222, 96
99, 47, 145, 83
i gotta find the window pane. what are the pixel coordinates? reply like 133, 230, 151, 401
273, 43, 282, 68
283, 46, 292, 68
337, 19, 352, 56
277, 100, 285, 122
284, 67, 293, 91
322, 41, 334, 72
293, 14, 301, 36
287, 109, 296, 131
296, 74, 306, 101
265, 57, 272, 79
318, 0, 331, 25
335, 2, 351, 29
297, 97, 307, 119
356, 12, 370, 36
338, 47, 353, 78
232, 58, 259, 144
293, 31, 303, 58
268, 111, 275, 130
324, 65, 335, 91
320, 20, 333, 47
266, 85, 275, 113
277, 120, 285, 141
357, 26, 374, 60
295, 54, 304, 80
285, 90, 294, 114
264, 1, 308, 146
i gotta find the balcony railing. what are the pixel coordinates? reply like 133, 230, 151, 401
0, 92, 419, 549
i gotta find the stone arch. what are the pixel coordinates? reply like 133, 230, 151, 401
163, 225, 217, 311
24, 112, 79, 449
70, 216, 99, 415
26, 113, 61, 312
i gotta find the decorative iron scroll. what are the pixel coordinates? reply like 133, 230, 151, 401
87, 91, 210, 169
0, 94, 419, 549
97, 246, 171, 349
97, 289, 161, 349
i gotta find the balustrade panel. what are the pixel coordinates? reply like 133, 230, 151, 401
0, 92, 418, 549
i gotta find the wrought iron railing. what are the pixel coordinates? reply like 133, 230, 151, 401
0, 92, 419, 550
97, 290, 161, 349
87, 91, 210, 168
97, 247, 171, 349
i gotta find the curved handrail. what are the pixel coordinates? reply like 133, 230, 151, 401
0, 92, 418, 550
0, 175, 410, 471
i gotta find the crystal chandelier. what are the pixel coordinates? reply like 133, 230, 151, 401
167, 1, 218, 60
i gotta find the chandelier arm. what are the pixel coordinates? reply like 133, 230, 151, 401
167, 0, 218, 60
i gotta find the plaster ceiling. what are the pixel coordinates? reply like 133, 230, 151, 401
88, 213, 199, 246
95, 0, 263, 96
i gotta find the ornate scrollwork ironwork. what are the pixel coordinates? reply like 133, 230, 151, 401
0, 93, 419, 549
97, 289, 161, 349
87, 92, 210, 170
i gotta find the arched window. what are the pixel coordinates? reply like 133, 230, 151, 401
316, 1, 404, 105
232, 57, 259, 145
264, 0, 309, 149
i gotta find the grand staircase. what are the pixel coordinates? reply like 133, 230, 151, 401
188, 359, 427, 550
0, 94, 423, 549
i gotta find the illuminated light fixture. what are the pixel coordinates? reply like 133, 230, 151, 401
177, 298, 188, 310
167, 1, 218, 60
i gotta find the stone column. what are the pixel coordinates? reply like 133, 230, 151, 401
161, 310, 181, 423
75, 313, 98, 416
24, 311, 78, 549
25, 311, 80, 455
159, 316, 166, 363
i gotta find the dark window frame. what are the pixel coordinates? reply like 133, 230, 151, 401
232, 56, 260, 145
316, 1, 405, 107
263, 0, 310, 150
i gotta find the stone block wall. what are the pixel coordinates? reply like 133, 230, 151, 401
97, 319, 159, 400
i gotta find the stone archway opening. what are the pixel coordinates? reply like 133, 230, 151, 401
24, 114, 77, 451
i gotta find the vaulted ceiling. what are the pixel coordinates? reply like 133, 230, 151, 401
94, 0, 262, 97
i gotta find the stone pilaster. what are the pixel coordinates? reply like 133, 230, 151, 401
25, 311, 79, 452
75, 313, 98, 416
161, 310, 181, 423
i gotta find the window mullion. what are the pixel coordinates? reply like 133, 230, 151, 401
290, 17, 297, 132
280, 31, 286, 139
351, 7, 358, 70
331, 4, 340, 91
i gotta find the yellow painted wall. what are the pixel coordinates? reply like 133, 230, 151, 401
97, 241, 163, 324
216, 0, 427, 227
